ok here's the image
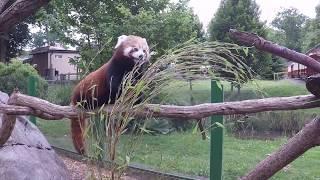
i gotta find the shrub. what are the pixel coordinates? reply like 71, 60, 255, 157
0, 60, 48, 97
46, 84, 74, 105
225, 111, 313, 136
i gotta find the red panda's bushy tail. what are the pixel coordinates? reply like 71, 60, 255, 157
71, 117, 86, 155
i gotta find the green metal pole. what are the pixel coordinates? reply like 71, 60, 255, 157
210, 80, 224, 180
28, 75, 37, 125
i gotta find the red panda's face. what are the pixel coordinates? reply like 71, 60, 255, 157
115, 35, 150, 64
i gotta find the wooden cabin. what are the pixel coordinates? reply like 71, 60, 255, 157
25, 44, 80, 81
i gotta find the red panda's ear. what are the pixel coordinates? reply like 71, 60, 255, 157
114, 35, 128, 49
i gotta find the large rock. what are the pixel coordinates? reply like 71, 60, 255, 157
0, 91, 70, 180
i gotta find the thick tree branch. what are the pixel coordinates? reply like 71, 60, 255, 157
0, 0, 51, 32
2, 92, 320, 120
241, 117, 320, 180
0, 0, 10, 14
229, 29, 320, 73
0, 114, 16, 145
0, 93, 17, 146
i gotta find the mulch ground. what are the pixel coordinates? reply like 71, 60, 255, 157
60, 154, 165, 180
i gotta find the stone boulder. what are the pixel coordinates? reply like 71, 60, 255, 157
0, 91, 70, 180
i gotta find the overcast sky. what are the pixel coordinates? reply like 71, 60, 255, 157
189, 0, 320, 30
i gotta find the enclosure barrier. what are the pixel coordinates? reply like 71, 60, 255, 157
210, 81, 224, 180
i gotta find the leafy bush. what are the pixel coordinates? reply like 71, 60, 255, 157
225, 111, 314, 136
0, 61, 48, 97
46, 84, 74, 105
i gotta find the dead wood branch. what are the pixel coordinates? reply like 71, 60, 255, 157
0, 114, 16, 145
0, 93, 17, 145
229, 29, 320, 73
241, 117, 320, 180
0, 0, 10, 14
2, 92, 320, 120
0, 0, 51, 32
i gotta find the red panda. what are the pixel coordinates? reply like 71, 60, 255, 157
70, 35, 150, 154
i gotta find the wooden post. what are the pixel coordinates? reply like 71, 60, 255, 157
27, 75, 37, 125
210, 80, 224, 180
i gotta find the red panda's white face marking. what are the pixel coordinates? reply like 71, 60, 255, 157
115, 35, 150, 64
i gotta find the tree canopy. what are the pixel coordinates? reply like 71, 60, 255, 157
271, 8, 308, 52
302, 4, 320, 52
33, 0, 204, 72
0, 0, 50, 62
208, 0, 274, 79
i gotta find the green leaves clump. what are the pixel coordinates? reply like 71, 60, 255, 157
0, 60, 48, 97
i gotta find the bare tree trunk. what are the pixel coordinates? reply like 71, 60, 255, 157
241, 117, 320, 180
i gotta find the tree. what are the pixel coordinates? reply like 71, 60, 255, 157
208, 0, 273, 79
271, 8, 307, 52
34, 0, 204, 73
6, 22, 31, 60
30, 32, 47, 48
302, 4, 320, 51
0, 0, 51, 62
266, 28, 286, 75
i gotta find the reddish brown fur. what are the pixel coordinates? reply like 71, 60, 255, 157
70, 64, 109, 154
70, 35, 149, 154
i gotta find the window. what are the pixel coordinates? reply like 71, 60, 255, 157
55, 55, 62, 58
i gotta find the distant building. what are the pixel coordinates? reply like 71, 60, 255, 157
25, 44, 80, 81
287, 44, 320, 79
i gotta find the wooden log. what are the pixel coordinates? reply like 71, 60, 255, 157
0, 0, 51, 32
2, 92, 320, 120
241, 117, 320, 180
0, 0, 10, 13
0, 114, 16, 145
229, 29, 320, 73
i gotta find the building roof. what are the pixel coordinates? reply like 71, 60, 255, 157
31, 44, 79, 55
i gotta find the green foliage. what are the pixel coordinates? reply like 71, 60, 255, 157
34, 0, 204, 72
208, 0, 273, 79
302, 4, 320, 52
30, 31, 47, 48
271, 8, 308, 52
0, 60, 48, 97
46, 84, 74, 105
0, 0, 34, 62
227, 111, 314, 136
265, 28, 286, 76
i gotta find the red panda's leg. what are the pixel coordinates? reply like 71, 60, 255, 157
71, 117, 86, 154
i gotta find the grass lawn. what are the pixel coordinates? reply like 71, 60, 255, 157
37, 79, 320, 179
37, 119, 320, 179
